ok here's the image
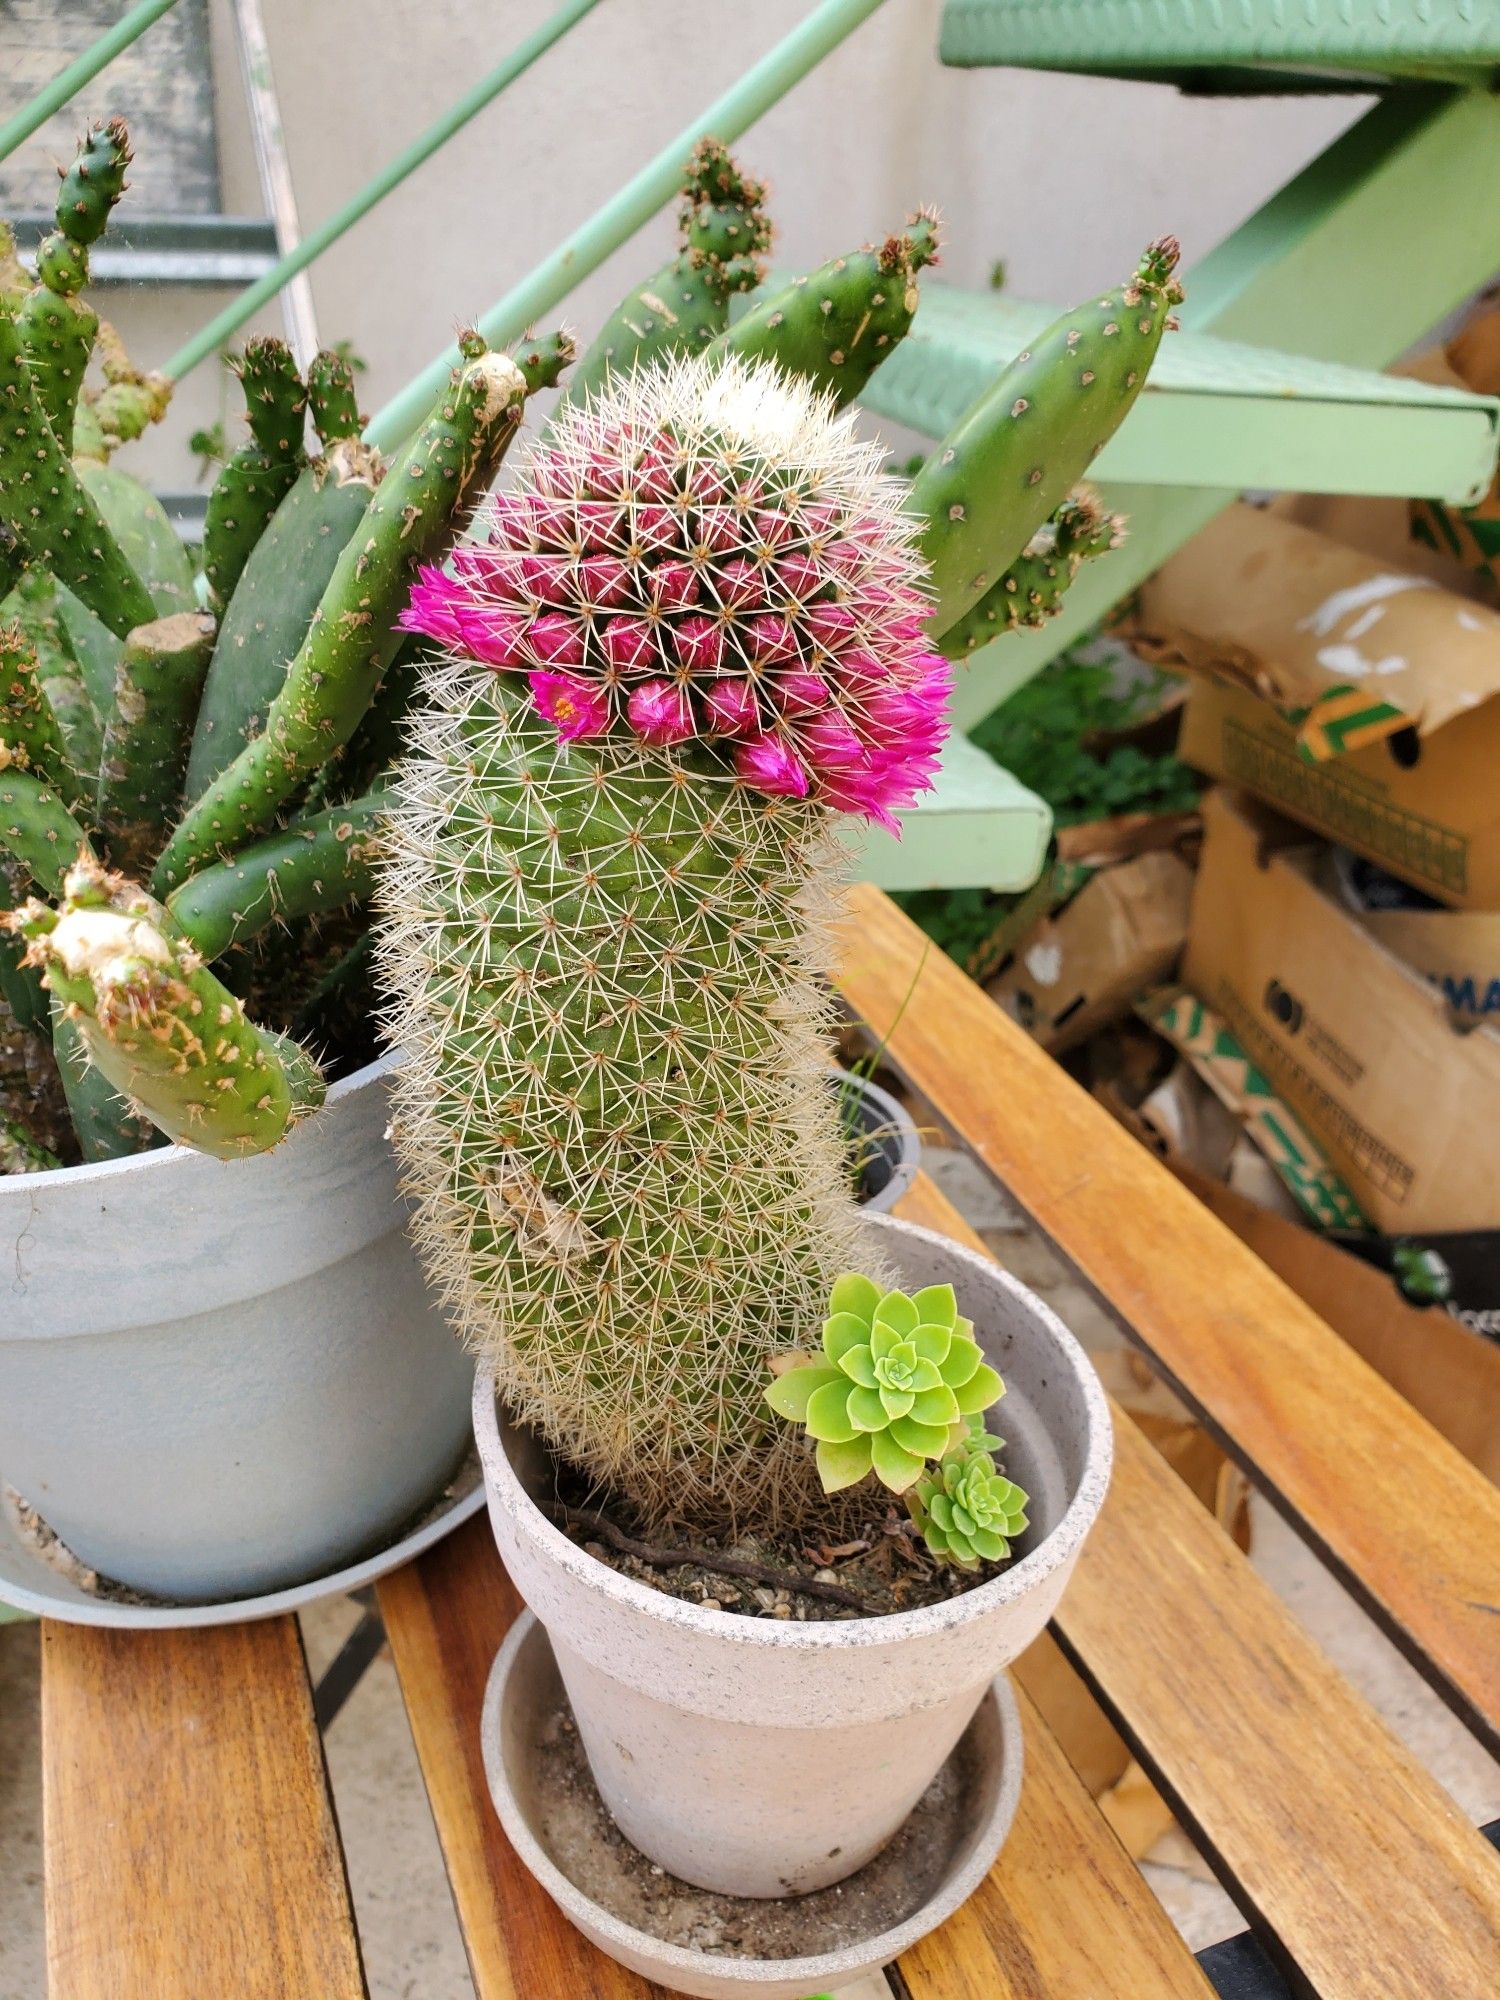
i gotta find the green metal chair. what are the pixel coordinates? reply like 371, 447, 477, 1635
853, 2, 1500, 890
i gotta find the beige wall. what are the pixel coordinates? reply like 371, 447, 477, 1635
105, 0, 1361, 490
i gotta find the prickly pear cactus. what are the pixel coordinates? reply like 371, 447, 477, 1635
381, 352, 951, 1527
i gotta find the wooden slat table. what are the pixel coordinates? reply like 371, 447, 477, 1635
33, 887, 1500, 1999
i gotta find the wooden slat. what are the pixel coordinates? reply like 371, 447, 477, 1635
383, 1496, 1209, 1999
42, 1616, 365, 2000
377, 1514, 671, 2000
897, 1174, 1500, 2000
841, 883, 1500, 1753
897, 1681, 1215, 1999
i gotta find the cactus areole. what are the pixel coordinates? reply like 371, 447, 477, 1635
383, 352, 953, 1527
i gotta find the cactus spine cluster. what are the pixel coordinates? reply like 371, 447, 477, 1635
0, 121, 568, 1171
382, 219, 1178, 1529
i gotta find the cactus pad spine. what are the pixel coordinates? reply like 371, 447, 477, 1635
95, 611, 217, 876
0, 623, 78, 803
306, 348, 363, 446
186, 436, 385, 799
167, 790, 389, 960
155, 351, 528, 894
937, 490, 1126, 659
10, 855, 325, 1159
911, 238, 1181, 636
558, 140, 772, 412
0, 756, 91, 896
0, 304, 157, 638
710, 211, 941, 407
200, 337, 308, 611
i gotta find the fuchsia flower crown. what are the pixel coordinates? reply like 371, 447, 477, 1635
400, 353, 950, 829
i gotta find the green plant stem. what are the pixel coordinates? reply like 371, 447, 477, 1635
0, 1, 180, 163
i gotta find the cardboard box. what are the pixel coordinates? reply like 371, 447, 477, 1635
1171, 1162, 1500, 1485
985, 849, 1193, 1054
1139, 505, 1500, 907
1316, 849, 1500, 1027
1182, 790, 1500, 1234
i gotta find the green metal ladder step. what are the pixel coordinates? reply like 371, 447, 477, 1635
854, 733, 1052, 892
939, 0, 1500, 93
862, 285, 1500, 504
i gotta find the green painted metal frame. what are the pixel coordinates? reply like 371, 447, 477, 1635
367, 0, 892, 447
944, 85, 1500, 735
163, 0, 607, 380
863, 291, 1500, 504
0, 0, 184, 163
938, 0, 1500, 92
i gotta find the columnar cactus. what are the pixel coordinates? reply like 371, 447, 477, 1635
382, 352, 950, 1525
381, 229, 1179, 1526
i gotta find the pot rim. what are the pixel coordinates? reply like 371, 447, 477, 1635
0, 1047, 399, 1193
474, 1211, 1112, 1655
481, 1607, 1024, 1986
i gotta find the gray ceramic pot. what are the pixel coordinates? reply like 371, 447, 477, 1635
836, 1069, 921, 1213
0, 1054, 473, 1601
475, 1211, 1112, 1901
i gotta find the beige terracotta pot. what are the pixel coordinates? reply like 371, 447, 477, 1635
474, 1210, 1111, 1899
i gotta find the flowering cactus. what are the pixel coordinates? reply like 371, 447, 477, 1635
383, 349, 952, 1525
907, 1422, 1030, 1568
764, 1274, 1004, 1494
401, 352, 951, 830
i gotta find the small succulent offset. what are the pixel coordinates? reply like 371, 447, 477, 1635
907, 1422, 1030, 1569
764, 1274, 1004, 1495
766, 1275, 1031, 1569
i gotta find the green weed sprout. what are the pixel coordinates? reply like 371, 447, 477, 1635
765, 1274, 1004, 1495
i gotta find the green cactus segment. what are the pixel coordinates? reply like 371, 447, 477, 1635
4, 569, 101, 779
907, 1423, 1030, 1569
0, 304, 157, 638
83, 320, 172, 458
559, 140, 772, 412
77, 461, 196, 616
15, 287, 98, 451
0, 623, 77, 801
711, 211, 941, 408
381, 676, 868, 1526
46, 997, 160, 1161
306, 348, 363, 447
12, 121, 132, 456
167, 791, 388, 961
511, 327, 577, 396
938, 489, 1126, 660
186, 438, 385, 800
11, 855, 325, 1159
911, 237, 1182, 638
766, 1274, 1004, 1495
52, 118, 133, 256
0, 756, 91, 896
95, 611, 217, 875
156, 351, 528, 894
201, 337, 308, 611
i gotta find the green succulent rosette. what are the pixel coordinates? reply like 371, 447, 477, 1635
908, 1423, 1030, 1569
764, 1272, 1005, 1495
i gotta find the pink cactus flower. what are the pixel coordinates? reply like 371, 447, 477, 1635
672, 614, 725, 673
733, 733, 810, 799
627, 679, 695, 745
529, 670, 609, 743
526, 612, 588, 668
600, 616, 657, 672
701, 678, 760, 737
770, 670, 831, 715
